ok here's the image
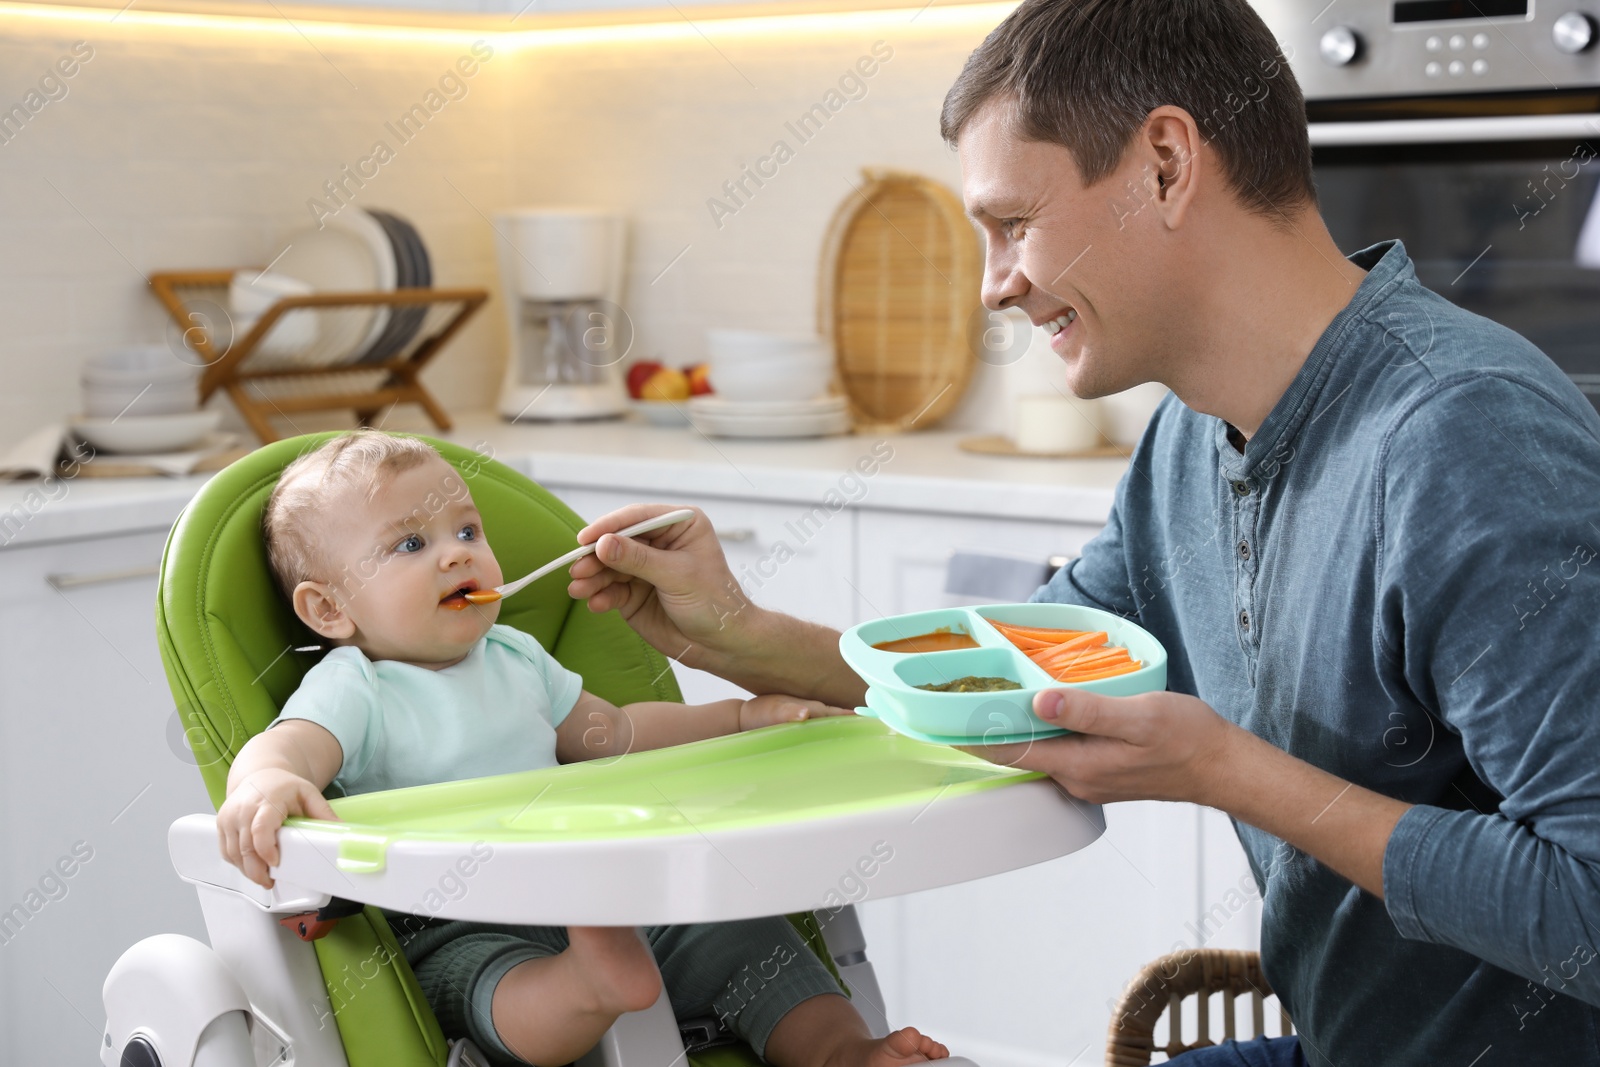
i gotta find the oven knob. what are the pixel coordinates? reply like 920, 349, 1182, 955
1552, 12, 1596, 54
1319, 26, 1362, 66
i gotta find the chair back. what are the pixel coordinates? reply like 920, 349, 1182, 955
1106, 949, 1293, 1066
155, 433, 682, 1067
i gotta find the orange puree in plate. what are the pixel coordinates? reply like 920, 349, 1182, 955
871, 628, 981, 654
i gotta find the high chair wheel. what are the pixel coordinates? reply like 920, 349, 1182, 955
117, 1036, 158, 1067
102, 935, 254, 1067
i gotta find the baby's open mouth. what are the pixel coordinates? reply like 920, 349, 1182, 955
439, 581, 479, 610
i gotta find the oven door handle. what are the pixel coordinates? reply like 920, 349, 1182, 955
1310, 112, 1600, 146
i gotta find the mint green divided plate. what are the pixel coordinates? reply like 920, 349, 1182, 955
856, 688, 1070, 746
839, 603, 1168, 745
307, 716, 1042, 854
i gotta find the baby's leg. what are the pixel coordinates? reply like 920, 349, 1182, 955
763, 995, 949, 1067
645, 918, 948, 1067
489, 926, 661, 1065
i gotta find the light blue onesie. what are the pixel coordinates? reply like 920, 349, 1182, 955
272, 624, 841, 1065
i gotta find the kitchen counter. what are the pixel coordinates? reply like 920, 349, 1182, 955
0, 412, 1129, 549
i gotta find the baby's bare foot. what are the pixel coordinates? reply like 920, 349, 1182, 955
829, 1026, 950, 1067
565, 926, 662, 1015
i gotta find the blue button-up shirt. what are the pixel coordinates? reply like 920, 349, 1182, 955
1033, 241, 1600, 1065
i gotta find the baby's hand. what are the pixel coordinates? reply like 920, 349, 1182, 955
738, 694, 855, 732
216, 769, 340, 889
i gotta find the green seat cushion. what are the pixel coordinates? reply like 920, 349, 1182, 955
154, 433, 838, 1067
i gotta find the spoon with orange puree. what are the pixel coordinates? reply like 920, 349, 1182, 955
443, 508, 696, 610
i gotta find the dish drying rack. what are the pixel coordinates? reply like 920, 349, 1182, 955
149, 270, 488, 445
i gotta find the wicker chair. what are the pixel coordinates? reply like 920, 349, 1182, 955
1106, 950, 1293, 1065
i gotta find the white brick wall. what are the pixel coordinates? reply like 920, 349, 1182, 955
0, 6, 1017, 443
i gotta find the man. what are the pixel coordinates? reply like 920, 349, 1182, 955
567, 0, 1600, 1063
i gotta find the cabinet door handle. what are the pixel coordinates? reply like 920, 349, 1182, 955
717, 528, 757, 543
46, 563, 161, 591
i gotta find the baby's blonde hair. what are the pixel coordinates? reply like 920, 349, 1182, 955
263, 430, 441, 598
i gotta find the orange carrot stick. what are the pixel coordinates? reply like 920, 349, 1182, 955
1037, 650, 1129, 674
1030, 643, 1125, 664
1030, 631, 1110, 656
990, 622, 1095, 642
1038, 647, 1130, 667
1055, 660, 1143, 682
1002, 633, 1058, 651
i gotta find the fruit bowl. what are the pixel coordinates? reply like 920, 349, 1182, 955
839, 603, 1168, 745
630, 399, 690, 426
627, 360, 711, 403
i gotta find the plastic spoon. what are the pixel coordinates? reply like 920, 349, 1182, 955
457, 508, 697, 606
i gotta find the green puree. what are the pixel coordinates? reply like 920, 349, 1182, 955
915, 675, 1022, 693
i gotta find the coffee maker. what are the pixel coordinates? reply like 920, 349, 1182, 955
495, 209, 631, 422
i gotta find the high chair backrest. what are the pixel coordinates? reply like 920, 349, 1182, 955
158, 433, 682, 806
155, 433, 683, 1067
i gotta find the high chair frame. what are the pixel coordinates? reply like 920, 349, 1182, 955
99, 433, 1100, 1067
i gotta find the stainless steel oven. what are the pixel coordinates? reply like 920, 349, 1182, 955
1253, 0, 1600, 410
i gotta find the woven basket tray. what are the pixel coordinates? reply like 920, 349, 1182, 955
818, 169, 981, 432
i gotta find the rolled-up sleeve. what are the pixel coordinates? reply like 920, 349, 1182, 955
1377, 373, 1600, 1005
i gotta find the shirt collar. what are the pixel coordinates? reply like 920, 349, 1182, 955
1214, 239, 1414, 481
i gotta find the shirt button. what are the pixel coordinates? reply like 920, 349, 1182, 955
1232, 480, 1252, 496
1238, 540, 1251, 560
1239, 609, 1251, 630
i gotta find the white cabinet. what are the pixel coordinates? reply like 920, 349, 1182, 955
0, 531, 212, 1065
543, 485, 859, 705
849, 509, 1252, 1066
850, 509, 1102, 617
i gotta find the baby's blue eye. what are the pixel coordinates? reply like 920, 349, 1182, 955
457, 524, 477, 542
395, 534, 424, 554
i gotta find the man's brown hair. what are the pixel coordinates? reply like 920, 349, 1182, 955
940, 0, 1316, 219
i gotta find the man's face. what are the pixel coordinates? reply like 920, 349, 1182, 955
960, 100, 1174, 399
309, 456, 503, 668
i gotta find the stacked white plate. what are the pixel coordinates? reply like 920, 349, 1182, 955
230, 208, 432, 370
686, 395, 851, 438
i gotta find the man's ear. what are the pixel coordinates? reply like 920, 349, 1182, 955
292, 581, 356, 641
1143, 105, 1204, 229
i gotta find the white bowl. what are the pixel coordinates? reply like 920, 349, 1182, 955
707, 329, 830, 361
82, 378, 197, 418
709, 356, 833, 403
688, 395, 846, 416
234, 310, 320, 358
70, 411, 222, 454
229, 270, 312, 318
706, 330, 834, 402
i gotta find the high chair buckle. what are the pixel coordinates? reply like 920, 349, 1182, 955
278, 897, 367, 941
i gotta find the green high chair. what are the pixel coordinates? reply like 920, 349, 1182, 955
99, 433, 1099, 1067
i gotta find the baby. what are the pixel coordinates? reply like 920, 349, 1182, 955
216, 431, 949, 1067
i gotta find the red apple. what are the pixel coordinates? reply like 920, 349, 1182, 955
685, 363, 713, 395
626, 360, 664, 400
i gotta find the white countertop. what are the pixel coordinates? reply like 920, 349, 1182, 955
0, 412, 1128, 549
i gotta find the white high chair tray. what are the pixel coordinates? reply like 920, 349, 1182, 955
180, 718, 1101, 926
